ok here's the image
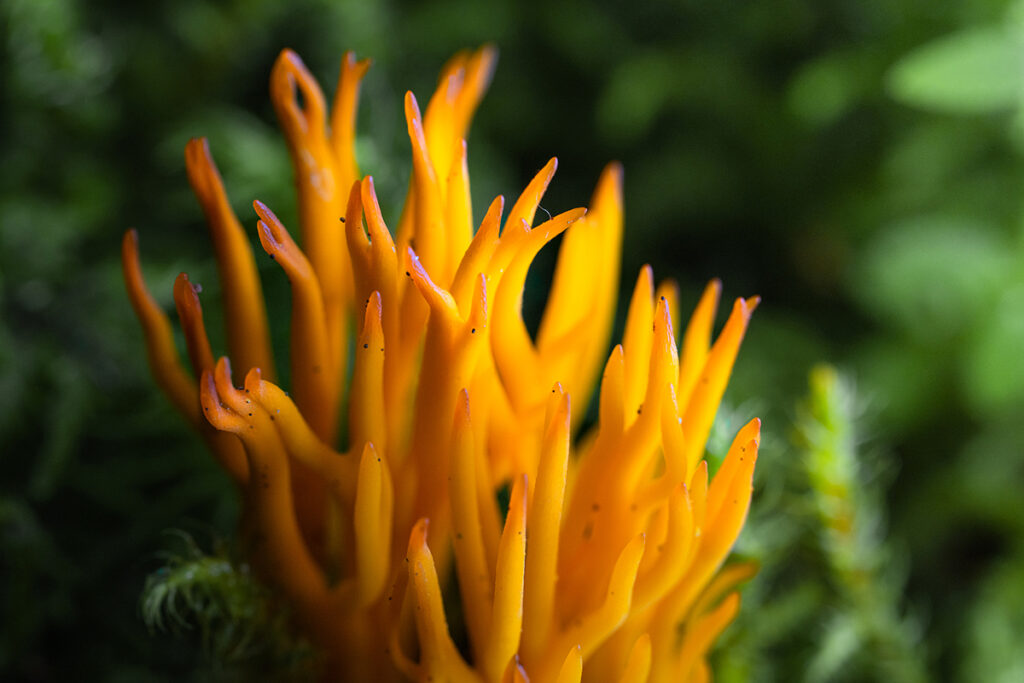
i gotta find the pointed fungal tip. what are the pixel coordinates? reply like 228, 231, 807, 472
215, 355, 233, 379
245, 366, 262, 384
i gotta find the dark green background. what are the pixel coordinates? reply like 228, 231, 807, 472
3, 0, 1024, 680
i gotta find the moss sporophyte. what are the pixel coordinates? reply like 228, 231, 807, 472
124, 45, 761, 682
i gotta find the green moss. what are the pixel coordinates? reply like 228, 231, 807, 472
140, 532, 319, 681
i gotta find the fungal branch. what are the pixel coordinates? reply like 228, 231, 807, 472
124, 44, 761, 683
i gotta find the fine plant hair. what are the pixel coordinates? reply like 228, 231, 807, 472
141, 530, 319, 681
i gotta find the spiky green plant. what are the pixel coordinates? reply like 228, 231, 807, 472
141, 532, 317, 680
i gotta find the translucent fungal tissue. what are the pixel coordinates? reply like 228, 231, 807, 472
124, 45, 760, 682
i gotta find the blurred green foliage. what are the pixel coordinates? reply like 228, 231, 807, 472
2, 0, 1023, 680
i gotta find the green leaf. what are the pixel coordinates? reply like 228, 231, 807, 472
887, 26, 1024, 114
596, 53, 678, 142
852, 216, 1013, 341
963, 558, 1024, 683
788, 50, 875, 126
962, 282, 1024, 416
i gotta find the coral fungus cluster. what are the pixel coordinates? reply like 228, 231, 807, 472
123, 45, 760, 682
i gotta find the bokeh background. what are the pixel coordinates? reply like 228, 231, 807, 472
3, 0, 1024, 680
